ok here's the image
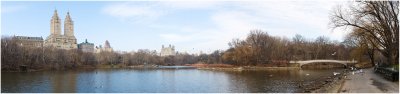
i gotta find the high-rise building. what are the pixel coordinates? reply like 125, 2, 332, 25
78, 39, 95, 53
13, 36, 44, 48
95, 40, 113, 53
44, 10, 77, 50
160, 44, 176, 56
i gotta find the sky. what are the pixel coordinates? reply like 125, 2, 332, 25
1, 0, 351, 54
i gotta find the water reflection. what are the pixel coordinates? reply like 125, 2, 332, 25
2, 71, 66, 93
50, 70, 77, 92
1, 68, 342, 93
219, 70, 303, 92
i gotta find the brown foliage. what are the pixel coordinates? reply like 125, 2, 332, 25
331, 1, 399, 65
223, 30, 353, 66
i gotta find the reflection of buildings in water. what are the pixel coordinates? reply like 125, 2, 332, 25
91, 70, 113, 92
161, 70, 176, 92
92, 70, 107, 92
51, 71, 77, 92
104, 70, 112, 92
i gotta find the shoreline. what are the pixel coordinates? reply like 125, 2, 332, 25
2, 63, 348, 72
2, 64, 343, 72
197, 66, 301, 71
310, 70, 347, 93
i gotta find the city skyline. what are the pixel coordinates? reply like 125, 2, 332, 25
2, 1, 349, 54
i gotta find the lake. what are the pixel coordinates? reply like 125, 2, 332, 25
1, 67, 344, 93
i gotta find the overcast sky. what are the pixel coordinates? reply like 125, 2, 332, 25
1, 0, 351, 54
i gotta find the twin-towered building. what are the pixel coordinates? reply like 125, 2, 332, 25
14, 10, 183, 56
13, 10, 112, 53
44, 10, 77, 50
13, 10, 185, 55
13, 10, 183, 56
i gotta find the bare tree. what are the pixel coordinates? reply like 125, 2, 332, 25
331, 1, 399, 65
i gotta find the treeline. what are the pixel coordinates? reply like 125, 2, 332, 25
1, 29, 371, 71
1, 37, 100, 71
1, 37, 201, 71
117, 49, 198, 66
221, 30, 353, 66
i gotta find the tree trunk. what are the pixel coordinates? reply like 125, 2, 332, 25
367, 49, 375, 65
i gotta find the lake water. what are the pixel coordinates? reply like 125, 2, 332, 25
1, 68, 344, 93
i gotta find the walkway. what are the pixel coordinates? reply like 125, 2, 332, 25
340, 68, 399, 93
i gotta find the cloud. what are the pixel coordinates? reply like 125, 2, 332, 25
159, 10, 263, 52
158, 1, 221, 9
102, 2, 165, 23
102, 1, 347, 53
102, 1, 221, 24
160, 1, 346, 53
1, 5, 27, 13
233, 1, 348, 40
211, 10, 261, 41
159, 33, 186, 43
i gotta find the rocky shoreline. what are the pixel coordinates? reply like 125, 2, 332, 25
303, 70, 347, 93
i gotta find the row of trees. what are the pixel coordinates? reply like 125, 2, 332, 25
1, 36, 201, 71
2, 37, 80, 71
1, 29, 377, 71
219, 1, 399, 67
117, 49, 198, 66
221, 30, 353, 66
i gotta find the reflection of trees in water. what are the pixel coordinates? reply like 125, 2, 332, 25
301, 63, 346, 69
51, 71, 77, 92
2, 72, 53, 92
221, 70, 300, 92
161, 69, 176, 92
221, 69, 339, 93
3, 69, 343, 93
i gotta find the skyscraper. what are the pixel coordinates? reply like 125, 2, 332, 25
45, 10, 77, 50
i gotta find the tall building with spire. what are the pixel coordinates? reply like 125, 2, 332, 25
95, 40, 113, 53
64, 12, 74, 37
45, 10, 77, 50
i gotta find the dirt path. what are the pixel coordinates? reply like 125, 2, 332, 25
340, 68, 399, 93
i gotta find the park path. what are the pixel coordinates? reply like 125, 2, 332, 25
340, 68, 399, 93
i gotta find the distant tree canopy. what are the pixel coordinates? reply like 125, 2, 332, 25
223, 30, 352, 66
2, 29, 356, 71
1, 36, 200, 71
330, 1, 399, 65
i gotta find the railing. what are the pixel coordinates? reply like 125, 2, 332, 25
374, 67, 399, 81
